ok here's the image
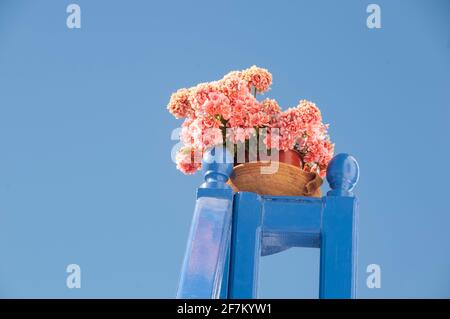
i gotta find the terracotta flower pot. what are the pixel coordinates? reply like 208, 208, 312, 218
227, 149, 322, 197
278, 150, 303, 167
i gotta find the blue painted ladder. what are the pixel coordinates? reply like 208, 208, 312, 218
177, 147, 359, 299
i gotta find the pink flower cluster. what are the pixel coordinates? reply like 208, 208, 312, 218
239, 65, 272, 93
168, 66, 334, 177
175, 146, 202, 175
262, 100, 333, 177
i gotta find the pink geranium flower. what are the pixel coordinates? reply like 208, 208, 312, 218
297, 99, 322, 124
189, 82, 219, 112
167, 88, 193, 119
175, 146, 202, 175
241, 65, 272, 93
199, 92, 232, 120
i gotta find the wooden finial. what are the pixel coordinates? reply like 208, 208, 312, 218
326, 153, 359, 197
200, 146, 234, 189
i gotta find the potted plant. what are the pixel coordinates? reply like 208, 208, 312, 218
167, 66, 334, 197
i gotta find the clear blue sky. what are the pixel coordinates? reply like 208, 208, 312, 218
0, 0, 449, 298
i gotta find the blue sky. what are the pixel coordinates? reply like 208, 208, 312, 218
0, 0, 449, 298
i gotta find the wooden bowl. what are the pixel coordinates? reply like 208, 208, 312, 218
227, 162, 322, 197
